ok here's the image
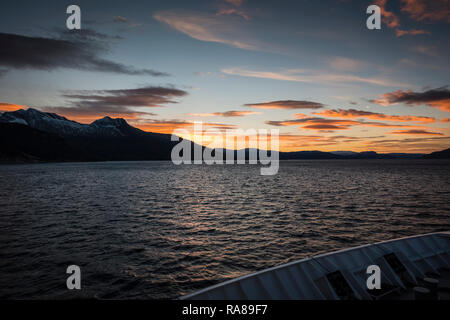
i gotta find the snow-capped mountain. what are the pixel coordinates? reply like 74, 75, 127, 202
0, 108, 144, 137
0, 108, 180, 162
90, 116, 145, 137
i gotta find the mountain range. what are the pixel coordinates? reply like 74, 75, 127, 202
0, 108, 448, 163
0, 108, 181, 162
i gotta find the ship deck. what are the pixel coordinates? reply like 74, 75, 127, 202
181, 232, 450, 300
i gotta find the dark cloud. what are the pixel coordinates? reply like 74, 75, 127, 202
113, 16, 142, 28
0, 32, 167, 76
57, 28, 123, 41
41, 105, 157, 122
63, 86, 187, 108
302, 124, 347, 130
41, 86, 187, 122
217, 110, 258, 117
113, 16, 129, 23
389, 129, 443, 135
244, 100, 324, 110
371, 86, 450, 112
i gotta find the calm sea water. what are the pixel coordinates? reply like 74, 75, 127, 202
0, 160, 449, 299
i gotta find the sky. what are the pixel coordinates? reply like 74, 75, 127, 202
0, 0, 449, 153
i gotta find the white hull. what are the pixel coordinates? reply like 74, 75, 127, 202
181, 232, 450, 300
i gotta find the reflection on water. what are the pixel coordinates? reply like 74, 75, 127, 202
0, 160, 449, 299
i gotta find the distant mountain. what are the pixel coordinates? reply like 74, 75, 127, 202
343, 151, 424, 159
330, 151, 358, 156
280, 150, 342, 159
0, 108, 439, 163
279, 150, 424, 160
423, 148, 450, 159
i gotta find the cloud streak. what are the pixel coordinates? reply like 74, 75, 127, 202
266, 117, 424, 131
365, 136, 450, 153
389, 129, 443, 135
245, 100, 324, 110
313, 108, 435, 123
187, 110, 259, 117
153, 10, 260, 50
113, 16, 142, 28
222, 67, 409, 87
132, 119, 236, 134
396, 29, 430, 37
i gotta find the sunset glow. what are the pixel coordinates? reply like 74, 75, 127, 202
0, 0, 448, 153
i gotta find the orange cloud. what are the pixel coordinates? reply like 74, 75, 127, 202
400, 0, 450, 23
396, 29, 430, 37
375, 1, 443, 37
276, 134, 394, 152
365, 136, 450, 153
293, 113, 307, 119
389, 129, 443, 135
217, 8, 250, 20
375, 0, 400, 28
441, 118, 450, 122
428, 100, 450, 112
277, 134, 349, 151
0, 102, 27, 112
267, 117, 424, 132
313, 108, 435, 123
277, 133, 449, 153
